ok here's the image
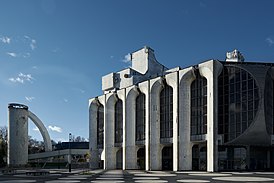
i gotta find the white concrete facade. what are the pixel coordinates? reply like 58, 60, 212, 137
89, 47, 224, 172
89, 47, 273, 172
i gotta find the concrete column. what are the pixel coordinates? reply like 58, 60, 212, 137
104, 93, 117, 169
125, 86, 139, 169
89, 96, 105, 169
97, 96, 105, 166
139, 81, 150, 171
117, 89, 126, 170
179, 67, 196, 170
199, 60, 223, 172
89, 98, 99, 169
150, 77, 163, 170
8, 103, 29, 167
166, 72, 179, 171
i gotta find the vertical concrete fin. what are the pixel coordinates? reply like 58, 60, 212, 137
150, 77, 164, 170
179, 67, 196, 170
89, 98, 100, 169
199, 60, 223, 172
125, 86, 139, 169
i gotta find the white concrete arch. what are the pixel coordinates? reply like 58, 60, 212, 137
150, 77, 164, 170
125, 86, 139, 169
89, 98, 100, 147
89, 97, 103, 169
178, 67, 196, 170
104, 92, 118, 169
138, 80, 150, 171
198, 60, 223, 172
28, 111, 52, 152
165, 71, 179, 171
116, 89, 126, 170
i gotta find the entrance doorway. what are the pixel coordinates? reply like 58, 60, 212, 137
192, 145, 207, 170
192, 145, 199, 170
199, 146, 207, 170
162, 146, 173, 170
137, 147, 145, 170
116, 148, 122, 169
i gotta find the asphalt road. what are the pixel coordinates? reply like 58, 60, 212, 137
1, 169, 274, 182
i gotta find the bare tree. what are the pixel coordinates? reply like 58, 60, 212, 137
28, 136, 45, 154
74, 136, 87, 142
0, 126, 7, 167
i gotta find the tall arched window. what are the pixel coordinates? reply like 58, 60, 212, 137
136, 93, 146, 141
218, 66, 259, 143
115, 99, 123, 144
191, 71, 207, 135
97, 104, 104, 148
160, 84, 173, 138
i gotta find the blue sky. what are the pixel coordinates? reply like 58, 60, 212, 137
0, 0, 274, 142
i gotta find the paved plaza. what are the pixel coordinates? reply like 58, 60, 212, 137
1, 169, 274, 182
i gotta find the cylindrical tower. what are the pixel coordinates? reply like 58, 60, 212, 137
8, 103, 29, 167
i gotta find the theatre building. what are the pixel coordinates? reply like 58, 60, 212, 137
89, 46, 274, 172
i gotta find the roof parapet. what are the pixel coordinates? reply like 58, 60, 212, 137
226, 49, 245, 62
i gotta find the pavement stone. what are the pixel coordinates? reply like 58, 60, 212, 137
1, 169, 274, 182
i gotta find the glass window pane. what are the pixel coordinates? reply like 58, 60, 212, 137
191, 71, 207, 136
160, 85, 173, 138
218, 66, 259, 143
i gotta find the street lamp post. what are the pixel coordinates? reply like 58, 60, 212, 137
68, 133, 72, 172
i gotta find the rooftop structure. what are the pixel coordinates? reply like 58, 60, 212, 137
102, 46, 168, 93
226, 49, 245, 62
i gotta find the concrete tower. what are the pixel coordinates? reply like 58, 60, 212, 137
8, 103, 29, 167
7, 103, 53, 167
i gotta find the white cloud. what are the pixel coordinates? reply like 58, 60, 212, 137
266, 37, 274, 46
0, 36, 11, 44
6, 52, 31, 58
48, 125, 62, 133
7, 52, 17, 57
22, 52, 31, 58
9, 77, 24, 83
30, 39, 36, 50
33, 126, 39, 131
1, 35, 35, 59
122, 53, 131, 63
32, 66, 38, 69
25, 96, 35, 102
19, 73, 34, 82
64, 99, 68, 103
24, 35, 37, 50
9, 73, 34, 84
